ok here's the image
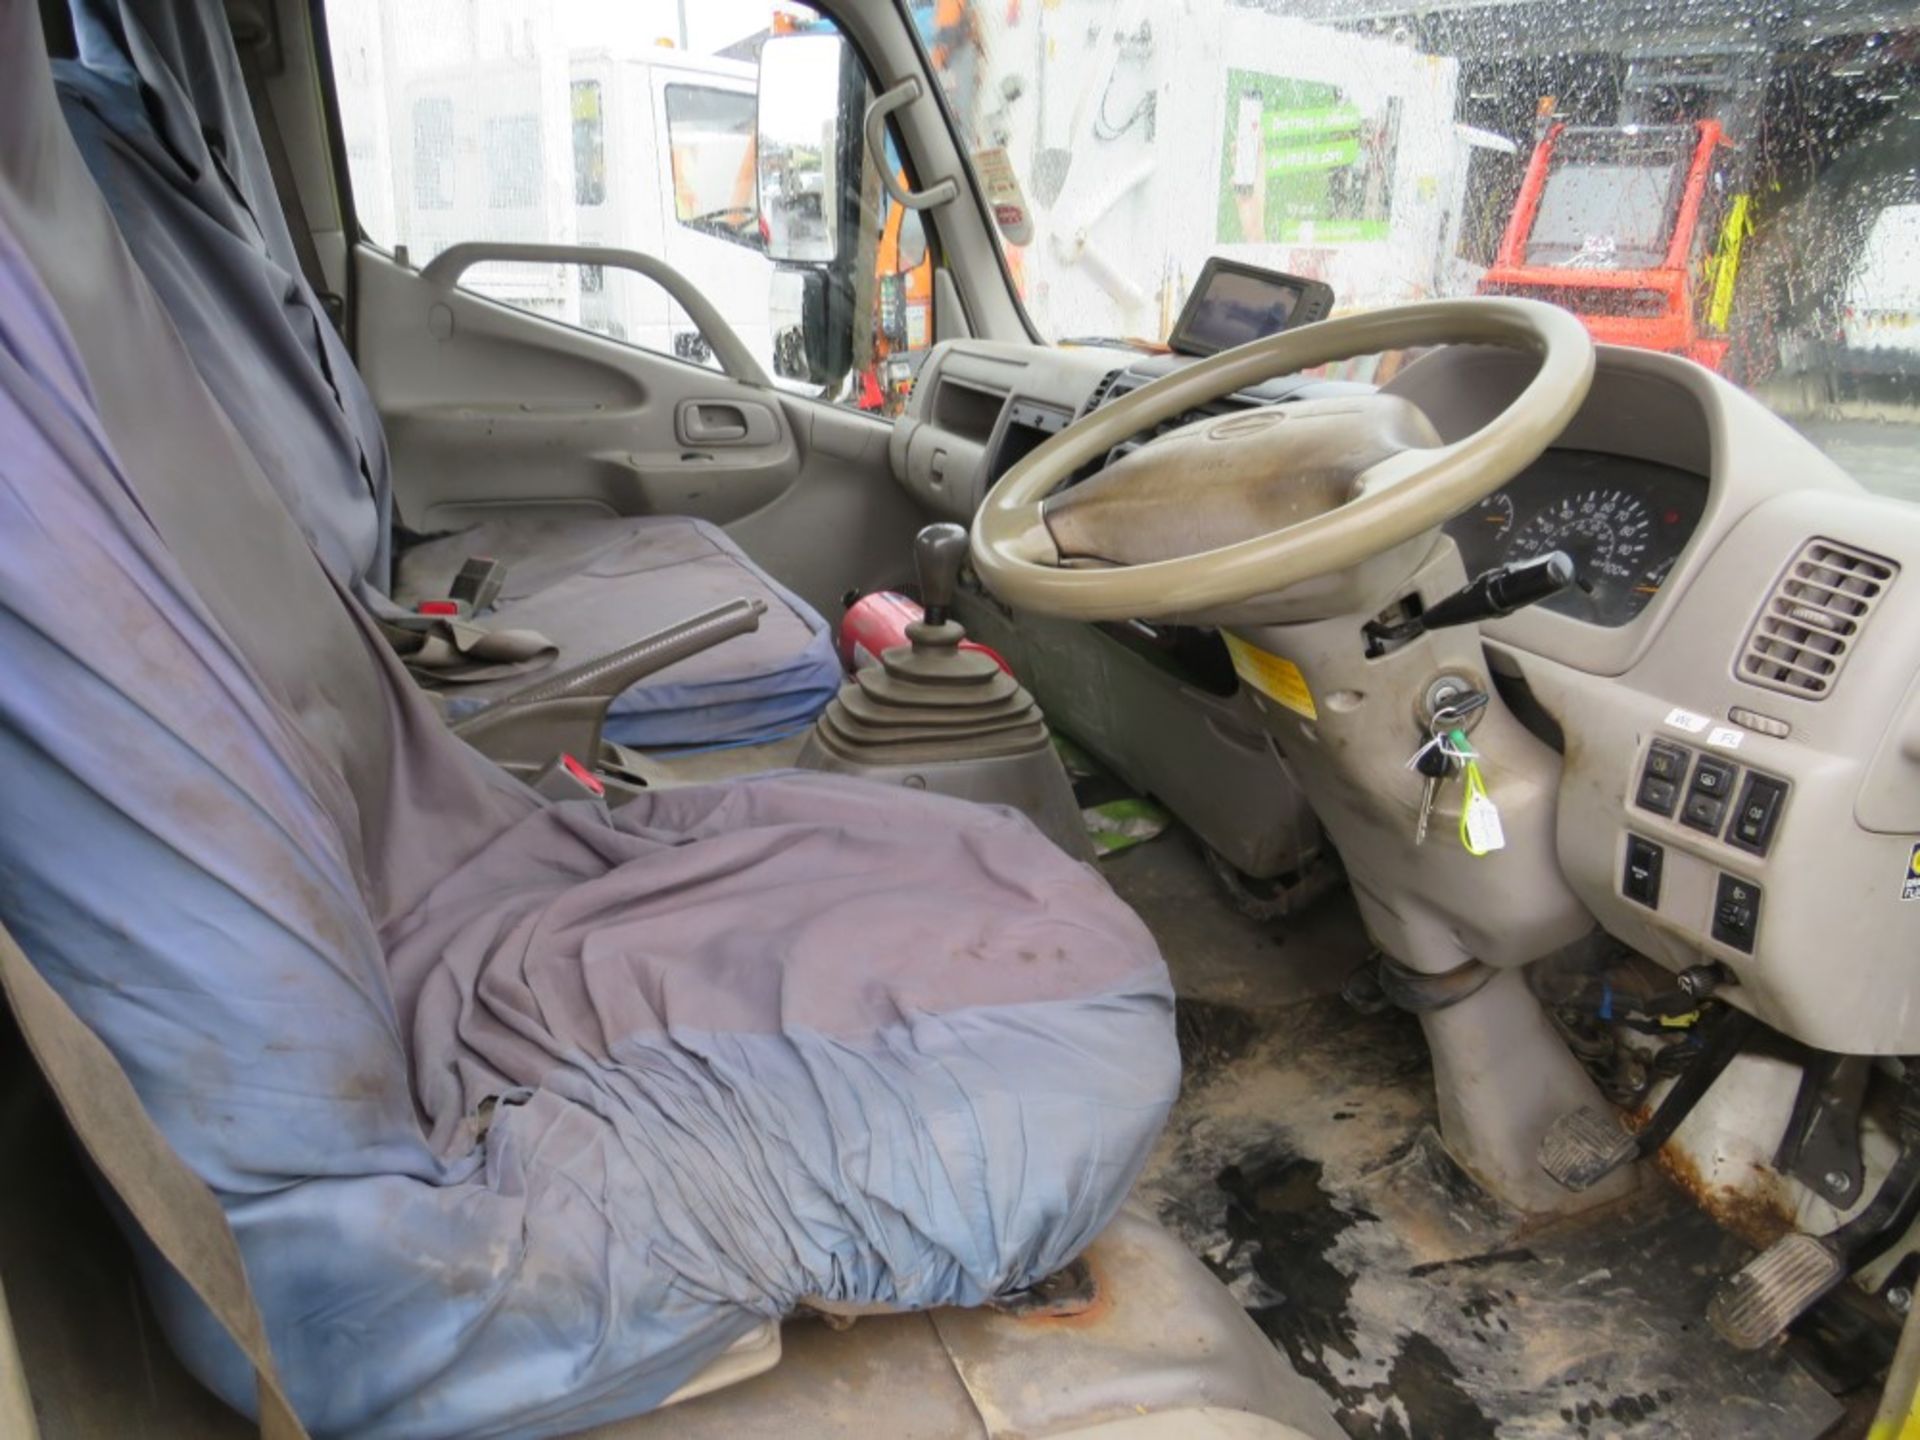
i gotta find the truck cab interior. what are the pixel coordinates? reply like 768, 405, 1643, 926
3, 1, 1918, 1438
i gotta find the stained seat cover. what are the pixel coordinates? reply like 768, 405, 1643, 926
54, 0, 841, 749
394, 513, 844, 748
0, 9, 1179, 1437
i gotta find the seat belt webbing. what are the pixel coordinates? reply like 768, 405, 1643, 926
0, 922, 309, 1440
236, 45, 341, 333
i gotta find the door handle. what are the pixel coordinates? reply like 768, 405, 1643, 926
674, 397, 778, 448
682, 403, 749, 442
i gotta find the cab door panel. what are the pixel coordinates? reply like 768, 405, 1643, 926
350, 246, 928, 622
352, 247, 800, 532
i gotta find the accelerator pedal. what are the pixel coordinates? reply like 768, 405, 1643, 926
1539, 1106, 1641, 1191
1707, 1066, 1920, 1350
1707, 1234, 1846, 1349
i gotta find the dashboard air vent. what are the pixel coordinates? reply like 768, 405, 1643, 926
1080, 368, 1125, 417
1737, 538, 1896, 699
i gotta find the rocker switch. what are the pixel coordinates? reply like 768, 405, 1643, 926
1637, 740, 1689, 817
1728, 773, 1788, 856
1623, 836, 1664, 909
1682, 755, 1738, 836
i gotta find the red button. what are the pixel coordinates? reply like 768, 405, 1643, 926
560, 753, 605, 797
417, 600, 460, 617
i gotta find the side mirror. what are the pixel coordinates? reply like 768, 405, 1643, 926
757, 30, 868, 391
769, 265, 853, 387
755, 32, 868, 267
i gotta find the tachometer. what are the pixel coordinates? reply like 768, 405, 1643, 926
1471, 492, 1516, 541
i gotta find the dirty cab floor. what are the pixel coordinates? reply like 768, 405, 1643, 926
1106, 828, 1861, 1440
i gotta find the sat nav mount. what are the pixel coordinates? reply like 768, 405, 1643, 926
1166, 257, 1335, 357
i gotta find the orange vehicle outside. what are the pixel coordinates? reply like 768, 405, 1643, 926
1479, 118, 1737, 372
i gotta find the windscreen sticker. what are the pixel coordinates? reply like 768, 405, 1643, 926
1904, 844, 1920, 903
1707, 725, 1745, 751
1665, 706, 1711, 734
1223, 634, 1317, 720
971, 148, 1034, 246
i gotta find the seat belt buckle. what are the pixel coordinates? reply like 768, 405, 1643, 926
532, 753, 608, 804
451, 555, 507, 614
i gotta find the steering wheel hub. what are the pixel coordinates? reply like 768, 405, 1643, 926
1046, 392, 1443, 570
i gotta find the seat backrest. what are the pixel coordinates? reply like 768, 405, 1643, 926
56, 0, 395, 602
0, 0, 529, 1194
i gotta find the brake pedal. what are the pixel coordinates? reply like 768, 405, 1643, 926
1708, 1234, 1846, 1349
1537, 1004, 1756, 1191
1540, 1106, 1640, 1191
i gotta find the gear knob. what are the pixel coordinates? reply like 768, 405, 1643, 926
914, 522, 970, 626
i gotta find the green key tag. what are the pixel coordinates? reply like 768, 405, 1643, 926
1452, 729, 1505, 857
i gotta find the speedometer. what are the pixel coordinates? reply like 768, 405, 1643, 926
1512, 488, 1652, 579
1442, 450, 1707, 627
1508, 488, 1668, 624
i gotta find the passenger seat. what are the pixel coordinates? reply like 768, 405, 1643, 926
53, 0, 844, 751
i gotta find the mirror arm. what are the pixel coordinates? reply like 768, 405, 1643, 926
864, 79, 960, 211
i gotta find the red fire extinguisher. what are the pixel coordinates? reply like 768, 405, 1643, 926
839, 591, 1012, 673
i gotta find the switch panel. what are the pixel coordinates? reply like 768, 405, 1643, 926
1623, 835, 1664, 909
1727, 772, 1788, 856
1712, 873, 1762, 953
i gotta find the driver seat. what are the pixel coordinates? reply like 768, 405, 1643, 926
48, 0, 844, 752
0, 5, 1182, 1433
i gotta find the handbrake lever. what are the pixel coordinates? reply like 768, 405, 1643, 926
455, 597, 767, 778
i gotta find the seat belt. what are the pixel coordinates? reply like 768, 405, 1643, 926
235, 45, 343, 333
0, 922, 310, 1440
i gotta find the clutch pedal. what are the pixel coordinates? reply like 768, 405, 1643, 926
1537, 1004, 1755, 1191
1708, 1235, 1847, 1349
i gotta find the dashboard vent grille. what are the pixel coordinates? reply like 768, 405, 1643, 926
1080, 368, 1124, 417
1737, 539, 1896, 699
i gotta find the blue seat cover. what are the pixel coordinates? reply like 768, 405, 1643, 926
0, 42, 1182, 1435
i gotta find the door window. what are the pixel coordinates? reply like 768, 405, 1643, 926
322, 0, 933, 412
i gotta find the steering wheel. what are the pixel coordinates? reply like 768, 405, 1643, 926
970, 298, 1594, 622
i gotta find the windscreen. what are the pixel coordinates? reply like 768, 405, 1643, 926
918, 1, 1920, 506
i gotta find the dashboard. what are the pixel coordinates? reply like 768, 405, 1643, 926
1442, 448, 1709, 628
899, 335, 1920, 1054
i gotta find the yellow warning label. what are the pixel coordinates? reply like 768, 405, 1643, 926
1905, 843, 1920, 902
1223, 633, 1318, 720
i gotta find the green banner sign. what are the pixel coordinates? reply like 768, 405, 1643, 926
1218, 70, 1399, 245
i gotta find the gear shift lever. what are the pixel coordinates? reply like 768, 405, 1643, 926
797, 520, 1093, 859
914, 523, 970, 627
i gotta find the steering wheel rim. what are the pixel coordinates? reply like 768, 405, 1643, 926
969, 297, 1595, 622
